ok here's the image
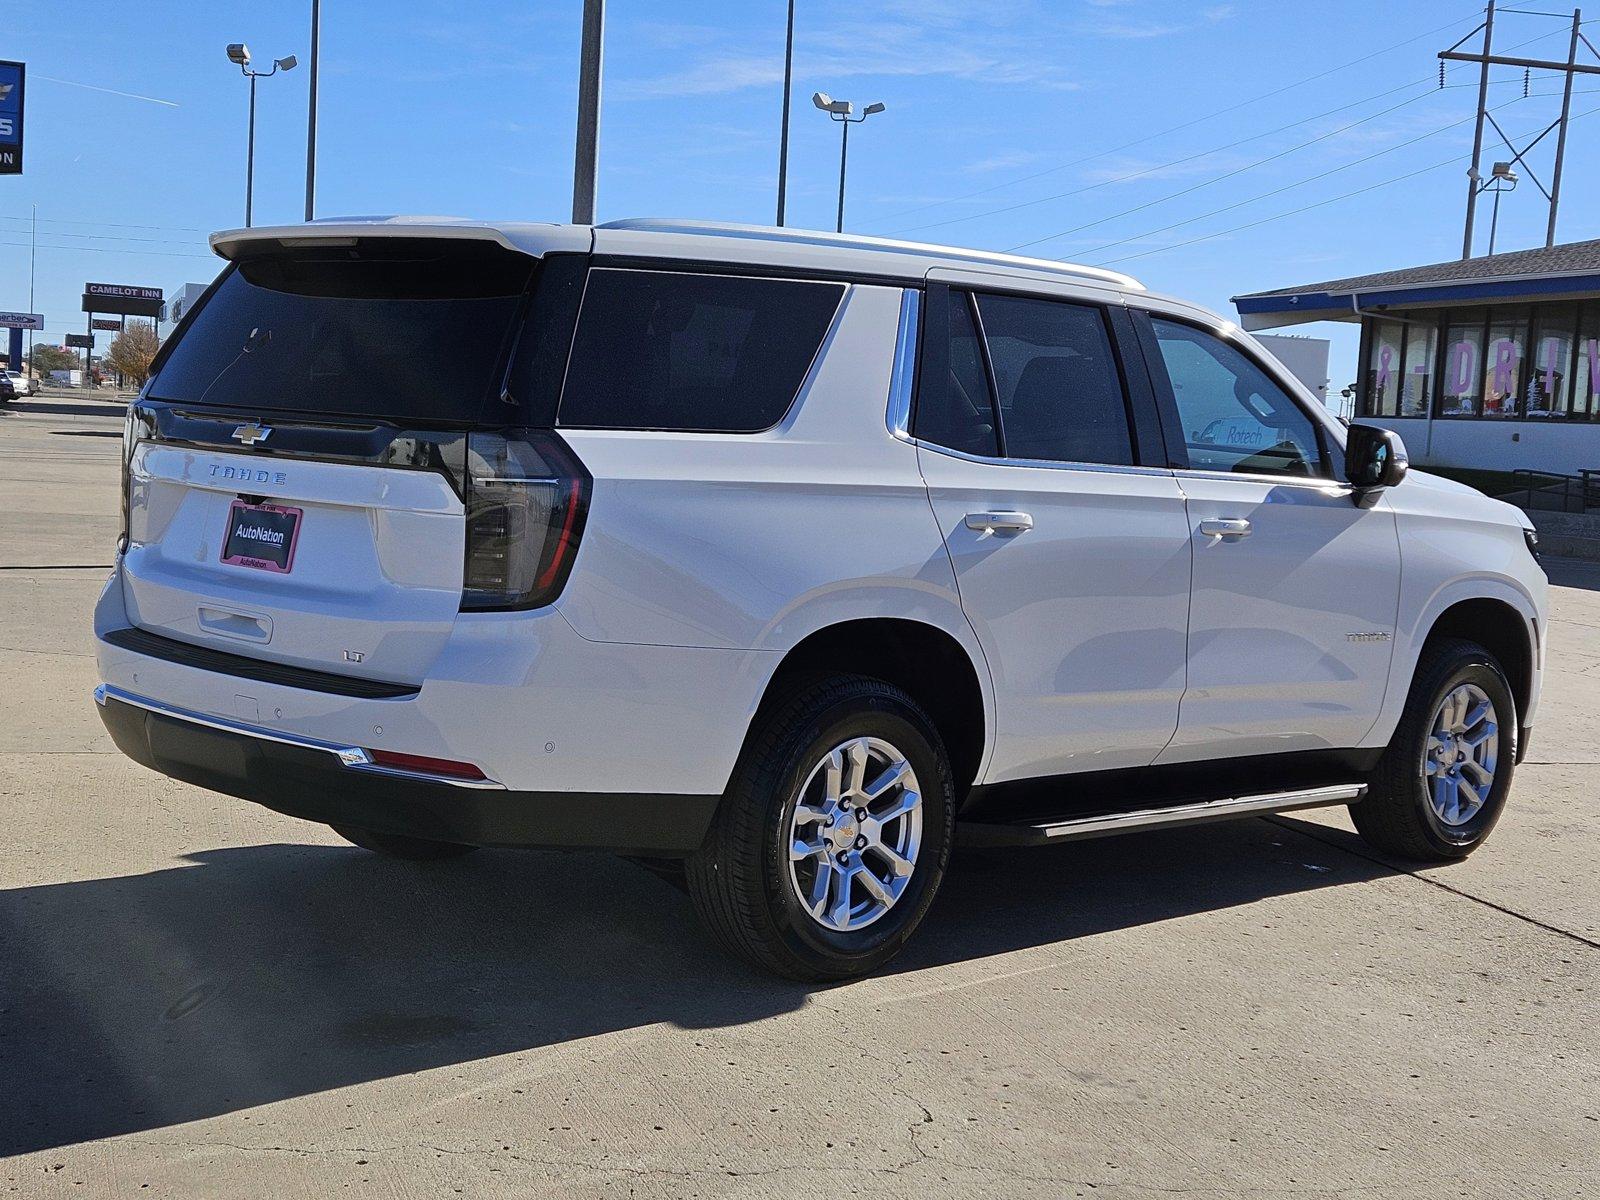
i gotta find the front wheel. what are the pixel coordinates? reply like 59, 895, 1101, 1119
1353, 638, 1517, 861
687, 675, 954, 981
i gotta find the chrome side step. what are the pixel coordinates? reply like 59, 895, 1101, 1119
958, 783, 1366, 848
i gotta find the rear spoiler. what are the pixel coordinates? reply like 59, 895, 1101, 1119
209, 219, 592, 262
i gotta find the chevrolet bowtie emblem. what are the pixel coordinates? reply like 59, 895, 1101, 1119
232, 422, 272, 446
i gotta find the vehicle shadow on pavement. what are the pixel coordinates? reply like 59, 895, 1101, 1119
0, 815, 1389, 1156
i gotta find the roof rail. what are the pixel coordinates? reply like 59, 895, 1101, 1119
597, 218, 1143, 290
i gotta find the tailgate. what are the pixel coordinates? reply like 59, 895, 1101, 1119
123, 442, 463, 686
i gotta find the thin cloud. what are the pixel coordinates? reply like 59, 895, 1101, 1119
616, 9, 1080, 100
34, 75, 179, 108
964, 150, 1050, 174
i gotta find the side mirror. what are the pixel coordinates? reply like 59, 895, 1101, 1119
1345, 423, 1408, 498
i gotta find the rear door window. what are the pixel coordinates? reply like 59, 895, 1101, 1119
913, 291, 1000, 457
558, 268, 844, 432
974, 293, 1135, 466
148, 240, 535, 424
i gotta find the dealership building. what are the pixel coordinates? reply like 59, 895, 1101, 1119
1233, 238, 1600, 478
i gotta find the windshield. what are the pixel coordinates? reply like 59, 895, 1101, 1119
148, 240, 535, 425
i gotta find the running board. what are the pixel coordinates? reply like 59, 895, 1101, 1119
957, 783, 1366, 848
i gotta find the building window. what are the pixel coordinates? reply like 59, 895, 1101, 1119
1364, 319, 1404, 417
1528, 305, 1578, 419
1575, 302, 1600, 420
1482, 309, 1528, 419
1440, 311, 1485, 417
1399, 321, 1437, 417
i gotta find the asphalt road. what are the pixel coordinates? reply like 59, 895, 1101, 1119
1, 393, 1595, 1199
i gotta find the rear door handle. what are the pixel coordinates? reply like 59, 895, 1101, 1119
1198, 517, 1252, 540
965, 511, 1034, 535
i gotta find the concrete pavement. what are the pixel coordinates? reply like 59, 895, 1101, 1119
1, 394, 1595, 1198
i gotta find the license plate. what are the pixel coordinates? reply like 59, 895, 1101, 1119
221, 500, 302, 573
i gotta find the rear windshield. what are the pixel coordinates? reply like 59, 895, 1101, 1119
149, 240, 534, 425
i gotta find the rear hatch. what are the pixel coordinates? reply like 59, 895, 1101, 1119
120, 231, 588, 687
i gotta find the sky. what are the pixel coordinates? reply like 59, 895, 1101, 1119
5, 0, 1600, 391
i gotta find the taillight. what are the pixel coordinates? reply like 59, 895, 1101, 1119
119, 401, 153, 554
460, 430, 589, 611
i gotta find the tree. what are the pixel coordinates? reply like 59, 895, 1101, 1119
105, 321, 161, 386
29, 344, 75, 375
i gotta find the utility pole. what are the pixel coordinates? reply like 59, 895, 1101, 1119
572, 0, 604, 224
305, 0, 320, 222
1548, 9, 1583, 247
247, 71, 258, 227
1440, 1, 1600, 257
776, 0, 795, 226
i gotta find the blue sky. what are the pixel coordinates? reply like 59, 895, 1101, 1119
5, 0, 1600, 388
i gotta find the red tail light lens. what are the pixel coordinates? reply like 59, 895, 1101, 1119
366, 748, 488, 781
460, 430, 590, 611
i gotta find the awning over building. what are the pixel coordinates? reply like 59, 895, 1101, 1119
1231, 239, 1600, 331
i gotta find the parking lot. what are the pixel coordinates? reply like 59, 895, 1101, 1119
1, 392, 1595, 1198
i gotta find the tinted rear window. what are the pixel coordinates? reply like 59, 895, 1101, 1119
558, 269, 844, 431
149, 240, 534, 424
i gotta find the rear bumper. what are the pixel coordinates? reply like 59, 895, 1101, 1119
97, 686, 720, 853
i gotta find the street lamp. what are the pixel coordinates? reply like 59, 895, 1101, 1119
228, 43, 298, 228
813, 92, 885, 233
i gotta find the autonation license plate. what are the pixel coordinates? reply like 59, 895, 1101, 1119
221, 499, 302, 573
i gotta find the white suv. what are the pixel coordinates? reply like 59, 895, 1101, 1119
95, 217, 1548, 979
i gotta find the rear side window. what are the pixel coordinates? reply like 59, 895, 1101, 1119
149, 240, 534, 424
974, 293, 1134, 466
558, 269, 844, 432
914, 291, 1000, 456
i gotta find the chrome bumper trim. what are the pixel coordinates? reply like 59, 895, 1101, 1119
94, 683, 505, 790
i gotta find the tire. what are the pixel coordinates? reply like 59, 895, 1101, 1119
1352, 637, 1517, 862
687, 674, 955, 981
330, 824, 478, 861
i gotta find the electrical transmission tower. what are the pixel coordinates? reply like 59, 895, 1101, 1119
1440, 0, 1600, 258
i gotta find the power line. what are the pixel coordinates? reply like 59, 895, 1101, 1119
1092, 101, 1600, 267
0, 213, 209, 235
1064, 82, 1600, 261
864, 5, 1490, 229
905, 82, 1458, 242
0, 238, 214, 259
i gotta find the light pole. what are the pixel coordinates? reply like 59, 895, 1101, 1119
813, 92, 884, 233
305, 0, 320, 222
775, 0, 795, 226
227, 43, 298, 228
1475, 160, 1519, 256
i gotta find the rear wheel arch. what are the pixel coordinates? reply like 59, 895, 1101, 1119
749, 618, 989, 797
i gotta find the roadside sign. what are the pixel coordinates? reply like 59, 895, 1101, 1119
65, 333, 93, 348
91, 318, 122, 331
0, 61, 23, 176
0, 311, 43, 330
82, 282, 164, 318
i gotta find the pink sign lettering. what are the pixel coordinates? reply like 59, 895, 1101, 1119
1587, 338, 1600, 402
1448, 340, 1475, 393
1375, 344, 1393, 395
1491, 339, 1517, 395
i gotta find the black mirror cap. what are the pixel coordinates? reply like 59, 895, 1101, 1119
1346, 423, 1409, 494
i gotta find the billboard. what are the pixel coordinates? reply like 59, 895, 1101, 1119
64, 333, 93, 349
91, 318, 122, 331
0, 311, 43, 330
0, 61, 22, 175
82, 282, 165, 318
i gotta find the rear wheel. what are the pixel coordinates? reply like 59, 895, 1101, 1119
687, 675, 954, 981
330, 824, 478, 861
1353, 638, 1517, 861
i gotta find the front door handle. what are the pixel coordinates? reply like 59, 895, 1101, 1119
965, 510, 1034, 535
1198, 517, 1252, 540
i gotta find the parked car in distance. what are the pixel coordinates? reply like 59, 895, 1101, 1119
95, 217, 1548, 980
0, 372, 14, 403
2, 369, 33, 397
